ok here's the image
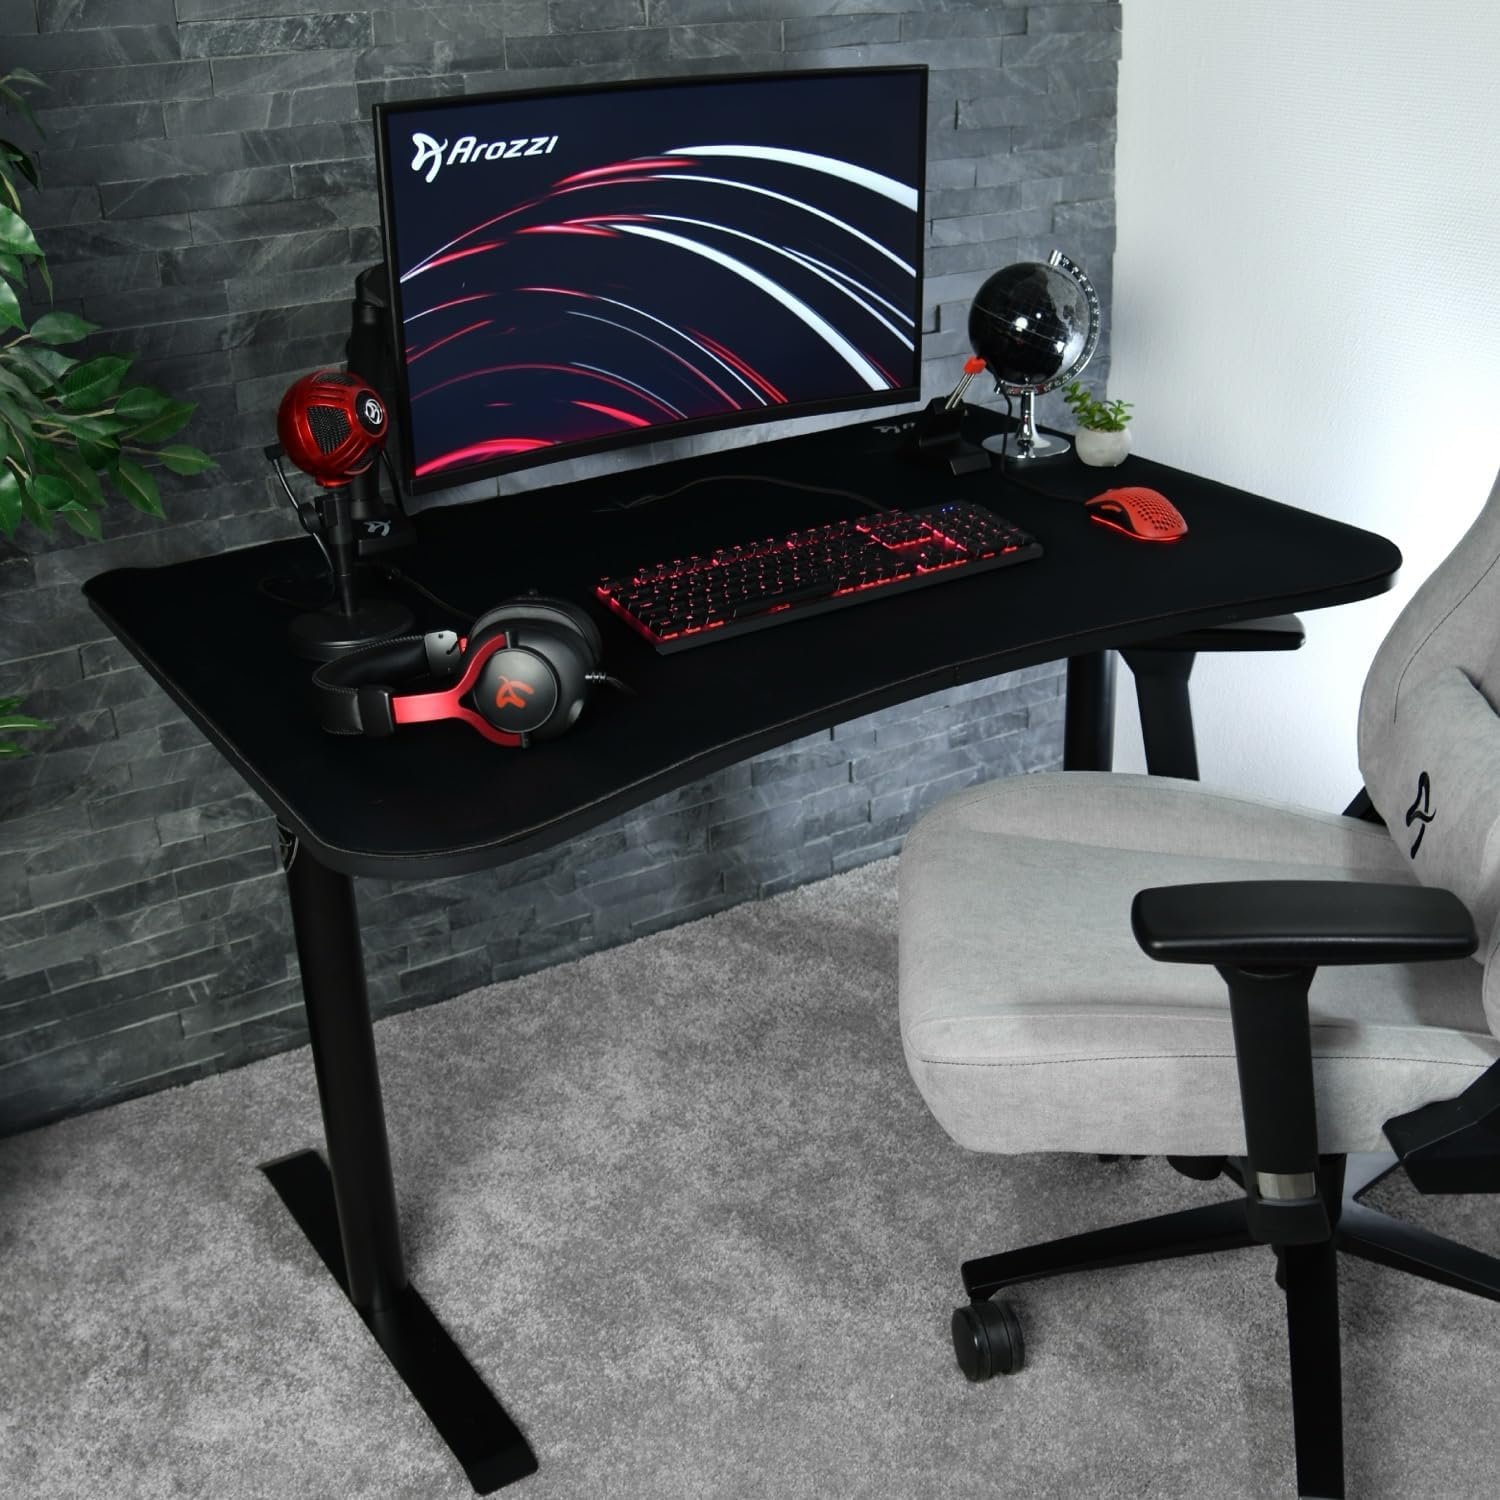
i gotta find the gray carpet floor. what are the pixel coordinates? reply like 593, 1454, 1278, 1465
3, 858, 1499, 1498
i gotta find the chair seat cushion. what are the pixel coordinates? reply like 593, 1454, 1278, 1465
899, 772, 1497, 1156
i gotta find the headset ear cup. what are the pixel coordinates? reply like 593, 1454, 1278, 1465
472, 597, 601, 666
512, 624, 591, 740
462, 614, 595, 742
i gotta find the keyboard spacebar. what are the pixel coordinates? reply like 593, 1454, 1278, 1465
730, 580, 840, 620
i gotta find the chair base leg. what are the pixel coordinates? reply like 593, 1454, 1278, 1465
956, 1151, 1500, 1498
961, 1195, 1255, 1301
1336, 1153, 1500, 1302
1283, 1237, 1344, 1498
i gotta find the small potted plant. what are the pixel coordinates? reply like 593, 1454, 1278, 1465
1062, 381, 1133, 467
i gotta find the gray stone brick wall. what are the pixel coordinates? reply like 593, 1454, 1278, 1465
0, 0, 1118, 1135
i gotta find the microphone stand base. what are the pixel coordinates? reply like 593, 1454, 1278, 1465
289, 598, 413, 662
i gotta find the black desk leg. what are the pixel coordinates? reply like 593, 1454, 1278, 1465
1120, 647, 1200, 780
261, 826, 538, 1493
1064, 651, 1116, 771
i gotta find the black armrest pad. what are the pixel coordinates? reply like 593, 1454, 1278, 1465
1131, 881, 1476, 967
1132, 614, 1305, 654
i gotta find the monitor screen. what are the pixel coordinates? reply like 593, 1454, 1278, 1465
374, 67, 927, 493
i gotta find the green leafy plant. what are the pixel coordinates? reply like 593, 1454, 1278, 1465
1062, 380, 1133, 433
0, 66, 213, 754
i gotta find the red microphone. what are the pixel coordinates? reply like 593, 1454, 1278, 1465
276, 369, 388, 488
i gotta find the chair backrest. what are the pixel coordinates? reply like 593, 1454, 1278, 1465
1358, 469, 1500, 1024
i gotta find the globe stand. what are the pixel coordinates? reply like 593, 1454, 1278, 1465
982, 391, 1070, 463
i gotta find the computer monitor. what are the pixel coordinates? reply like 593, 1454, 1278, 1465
373, 66, 928, 495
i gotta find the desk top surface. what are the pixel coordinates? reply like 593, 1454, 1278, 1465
85, 410, 1400, 878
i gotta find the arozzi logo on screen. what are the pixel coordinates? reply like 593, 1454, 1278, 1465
410, 132, 559, 184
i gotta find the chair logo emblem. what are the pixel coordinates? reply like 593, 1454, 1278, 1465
494, 676, 535, 711
1405, 770, 1434, 857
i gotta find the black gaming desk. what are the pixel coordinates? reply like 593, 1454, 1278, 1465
84, 409, 1401, 1492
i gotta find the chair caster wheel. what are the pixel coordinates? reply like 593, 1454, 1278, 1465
951, 1299, 1024, 1381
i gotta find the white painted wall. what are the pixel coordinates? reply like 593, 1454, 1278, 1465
1110, 0, 1500, 810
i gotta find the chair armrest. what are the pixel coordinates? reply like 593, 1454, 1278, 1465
1133, 880, 1474, 1245
1131, 880, 1476, 969
1129, 613, 1304, 654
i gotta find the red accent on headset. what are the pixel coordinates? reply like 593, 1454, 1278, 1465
390, 631, 524, 746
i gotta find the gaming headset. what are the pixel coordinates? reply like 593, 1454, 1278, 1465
311, 595, 605, 748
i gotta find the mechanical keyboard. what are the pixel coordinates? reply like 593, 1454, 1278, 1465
596, 500, 1042, 653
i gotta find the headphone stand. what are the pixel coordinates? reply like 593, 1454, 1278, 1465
290, 485, 413, 661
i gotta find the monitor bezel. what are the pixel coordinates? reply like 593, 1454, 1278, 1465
372, 64, 929, 496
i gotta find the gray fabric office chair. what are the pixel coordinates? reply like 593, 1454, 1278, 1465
898, 470, 1500, 1499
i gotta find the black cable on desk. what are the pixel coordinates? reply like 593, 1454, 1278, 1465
375, 566, 474, 625
988, 392, 1089, 506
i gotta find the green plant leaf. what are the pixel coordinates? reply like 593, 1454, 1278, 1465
26, 347, 76, 381
0, 390, 36, 467
4, 348, 63, 394
155, 443, 215, 476
76, 436, 118, 469
0, 202, 41, 260
0, 250, 21, 284
18, 486, 48, 532
0, 712, 51, 732
59, 502, 103, 540
126, 399, 195, 444
29, 310, 97, 346
59, 410, 130, 436
2, 68, 46, 91
0, 273, 21, 331
25, 472, 72, 510
114, 456, 164, 517
112, 385, 171, 423
5, 149, 37, 192
0, 360, 43, 408
51, 447, 103, 506
60, 354, 130, 411
1, 356, 52, 399
0, 466, 20, 537
0, 86, 41, 137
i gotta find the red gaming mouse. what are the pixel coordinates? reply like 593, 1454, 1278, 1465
1084, 486, 1188, 542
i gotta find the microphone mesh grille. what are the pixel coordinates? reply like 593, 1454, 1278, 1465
307, 403, 351, 454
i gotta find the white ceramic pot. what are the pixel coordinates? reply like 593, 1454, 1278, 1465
1074, 427, 1130, 467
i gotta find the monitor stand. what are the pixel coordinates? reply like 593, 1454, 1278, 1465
346, 264, 417, 558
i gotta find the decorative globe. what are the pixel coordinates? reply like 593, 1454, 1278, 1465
968, 256, 1099, 395
966, 249, 1101, 460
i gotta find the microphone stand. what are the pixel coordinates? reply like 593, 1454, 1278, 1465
271, 454, 414, 660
